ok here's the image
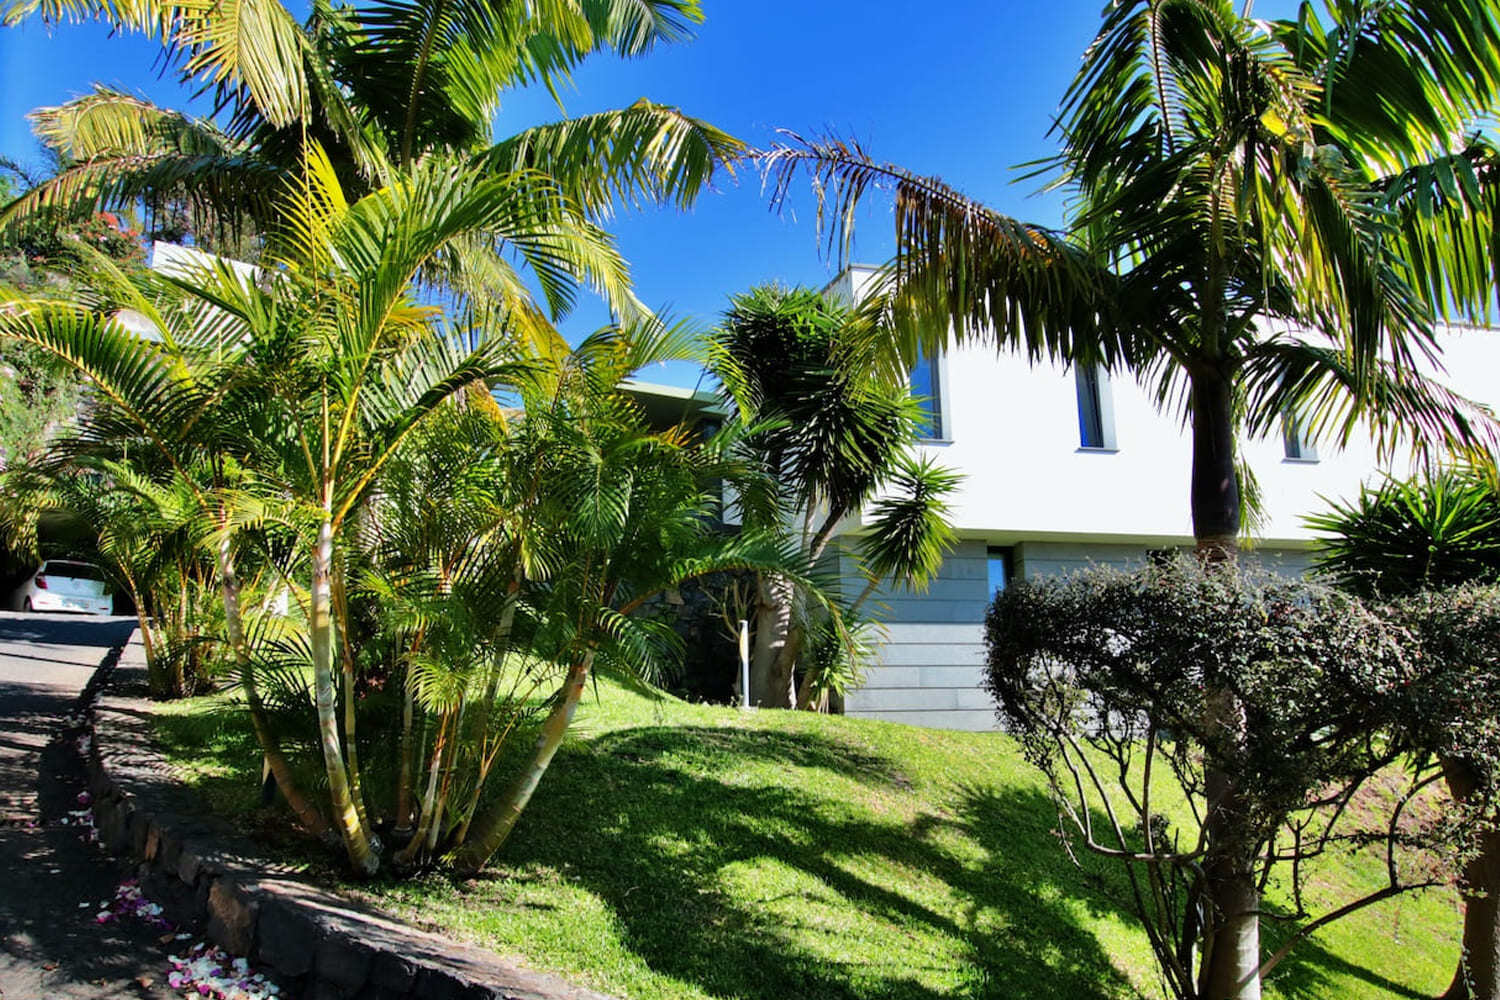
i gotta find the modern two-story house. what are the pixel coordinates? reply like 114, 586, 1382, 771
823, 264, 1500, 731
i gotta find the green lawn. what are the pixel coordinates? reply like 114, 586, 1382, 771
153, 680, 1461, 1000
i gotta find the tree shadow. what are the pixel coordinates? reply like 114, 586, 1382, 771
461, 724, 1143, 1000
1260, 915, 1438, 1000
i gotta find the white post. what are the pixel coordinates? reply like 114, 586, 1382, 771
738, 618, 751, 709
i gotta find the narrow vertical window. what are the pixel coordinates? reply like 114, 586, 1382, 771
1282, 411, 1318, 462
987, 546, 1011, 600
910, 351, 944, 439
1075, 364, 1115, 449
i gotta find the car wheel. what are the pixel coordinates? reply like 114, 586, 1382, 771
22, 597, 33, 612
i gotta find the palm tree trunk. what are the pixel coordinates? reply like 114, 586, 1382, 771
451, 592, 521, 845
751, 572, 795, 707
393, 657, 418, 839
1198, 695, 1262, 1000
1441, 756, 1500, 1000
1191, 369, 1240, 558
392, 622, 430, 839
451, 649, 596, 875
426, 702, 464, 854
395, 712, 448, 867
172, 569, 189, 698
216, 536, 329, 837
772, 507, 847, 710
310, 514, 378, 874
120, 568, 158, 682
332, 564, 372, 835
795, 572, 881, 711
1189, 367, 1261, 1000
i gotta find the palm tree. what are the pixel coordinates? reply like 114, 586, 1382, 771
0, 142, 628, 871
449, 320, 802, 873
0, 252, 338, 835
708, 284, 957, 709
794, 452, 960, 711
0, 0, 741, 294
763, 3, 1500, 996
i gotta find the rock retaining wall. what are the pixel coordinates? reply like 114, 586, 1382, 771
84, 631, 614, 1000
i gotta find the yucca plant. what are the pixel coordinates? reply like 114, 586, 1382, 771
708, 284, 959, 710
1310, 470, 1500, 599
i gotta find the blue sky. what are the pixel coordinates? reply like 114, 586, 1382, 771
0, 1, 1302, 386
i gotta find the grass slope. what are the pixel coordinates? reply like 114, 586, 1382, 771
154, 679, 1460, 1000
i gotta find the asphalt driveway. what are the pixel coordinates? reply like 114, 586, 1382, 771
0, 611, 183, 1000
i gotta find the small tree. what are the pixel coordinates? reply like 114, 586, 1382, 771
1312, 472, 1500, 1000
1391, 584, 1500, 1000
708, 284, 957, 709
984, 558, 1441, 1000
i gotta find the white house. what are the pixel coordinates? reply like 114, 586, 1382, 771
825, 264, 1500, 731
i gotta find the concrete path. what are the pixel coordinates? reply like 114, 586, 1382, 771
0, 611, 182, 1000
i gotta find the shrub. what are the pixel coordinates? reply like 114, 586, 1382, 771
984, 557, 1441, 1000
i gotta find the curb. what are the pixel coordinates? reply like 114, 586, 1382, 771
83, 630, 616, 1000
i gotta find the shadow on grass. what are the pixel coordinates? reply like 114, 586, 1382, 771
157, 691, 1459, 1000
462, 724, 1141, 1000
1261, 921, 1431, 1000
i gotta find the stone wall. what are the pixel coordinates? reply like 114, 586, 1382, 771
85, 631, 615, 1000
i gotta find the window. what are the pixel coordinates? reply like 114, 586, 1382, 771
987, 547, 1012, 600
1282, 412, 1318, 462
910, 351, 944, 439
1075, 364, 1116, 450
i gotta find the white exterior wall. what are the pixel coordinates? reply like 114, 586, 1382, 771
830, 266, 1500, 730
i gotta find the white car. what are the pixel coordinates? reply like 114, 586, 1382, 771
14, 560, 115, 616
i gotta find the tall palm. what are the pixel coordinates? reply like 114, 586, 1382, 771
764, 3, 1500, 996
1, 0, 741, 312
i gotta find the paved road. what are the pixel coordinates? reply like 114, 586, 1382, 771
0, 611, 183, 1000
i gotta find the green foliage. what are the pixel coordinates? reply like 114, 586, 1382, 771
0, 340, 83, 469
0, 0, 740, 279
1308, 470, 1500, 599
711, 284, 923, 516
707, 283, 958, 709
0, 145, 777, 873
985, 558, 1439, 998
1390, 584, 1500, 790
763, 0, 1500, 547
856, 453, 960, 591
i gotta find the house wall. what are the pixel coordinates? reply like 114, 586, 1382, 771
840, 540, 994, 730
832, 266, 1500, 550
842, 541, 1317, 730
825, 268, 1500, 731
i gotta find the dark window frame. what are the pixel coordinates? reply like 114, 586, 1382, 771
910, 351, 945, 440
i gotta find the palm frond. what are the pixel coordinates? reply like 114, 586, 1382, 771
1242, 335, 1500, 463
482, 100, 741, 219
761, 131, 1123, 366
856, 453, 960, 591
